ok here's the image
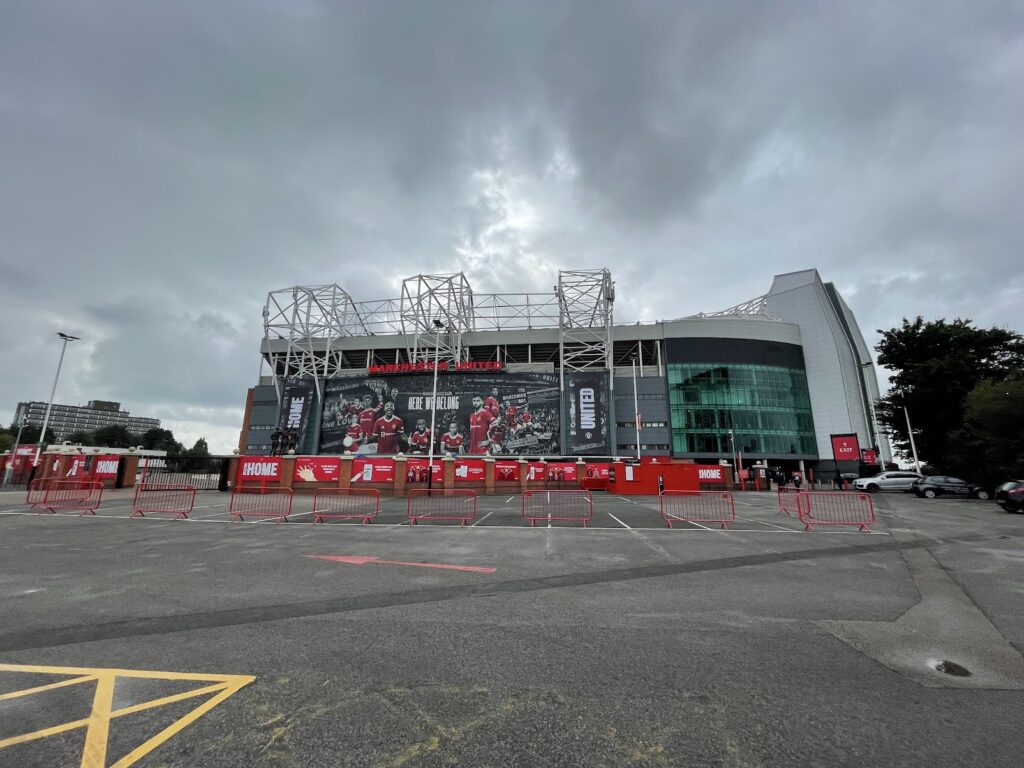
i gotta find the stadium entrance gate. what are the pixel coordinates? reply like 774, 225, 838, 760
138, 456, 232, 491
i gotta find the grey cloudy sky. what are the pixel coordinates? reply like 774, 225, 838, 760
1, 1, 1022, 452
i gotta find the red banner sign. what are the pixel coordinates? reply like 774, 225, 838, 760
831, 434, 861, 462
368, 361, 504, 375
92, 455, 120, 478
405, 459, 442, 482
494, 460, 520, 482
546, 462, 578, 481
583, 463, 611, 480
861, 448, 879, 465
293, 456, 341, 483
454, 459, 486, 482
239, 456, 283, 481
351, 457, 395, 483
524, 462, 548, 481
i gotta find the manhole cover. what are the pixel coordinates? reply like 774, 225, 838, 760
933, 660, 972, 677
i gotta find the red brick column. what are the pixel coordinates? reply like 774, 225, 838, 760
443, 455, 456, 490
339, 455, 353, 490
280, 456, 295, 489
394, 455, 407, 497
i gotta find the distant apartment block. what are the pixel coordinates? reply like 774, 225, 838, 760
13, 400, 160, 440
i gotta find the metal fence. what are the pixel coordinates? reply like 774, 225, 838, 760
660, 490, 736, 529
522, 489, 593, 527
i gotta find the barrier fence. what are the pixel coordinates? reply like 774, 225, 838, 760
798, 492, 875, 532
777, 486, 806, 516
522, 489, 593, 527
230, 486, 294, 522
26, 479, 104, 515
660, 490, 736, 529
406, 489, 478, 526
312, 488, 381, 524
131, 483, 197, 519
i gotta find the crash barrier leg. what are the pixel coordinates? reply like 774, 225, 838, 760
230, 486, 294, 522
131, 483, 197, 519
659, 491, 736, 529
798, 492, 875, 532
26, 479, 103, 515
406, 489, 477, 527
522, 489, 593, 528
312, 488, 381, 524
776, 486, 807, 516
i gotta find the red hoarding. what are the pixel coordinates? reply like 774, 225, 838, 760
351, 457, 395, 483
583, 463, 611, 479
831, 434, 861, 462
546, 462, 578, 481
239, 456, 283, 482
92, 455, 120, 478
405, 459, 442, 482
454, 459, 486, 482
293, 456, 341, 483
524, 461, 548, 481
861, 448, 879, 465
494, 460, 520, 482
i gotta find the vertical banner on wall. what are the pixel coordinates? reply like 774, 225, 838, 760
830, 433, 861, 462
280, 377, 315, 447
566, 371, 609, 455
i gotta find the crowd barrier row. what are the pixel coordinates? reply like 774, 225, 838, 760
776, 487, 875, 531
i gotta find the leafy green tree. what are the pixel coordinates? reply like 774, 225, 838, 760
946, 375, 1024, 488
875, 317, 1024, 468
14, 425, 55, 446
0, 432, 13, 453
141, 428, 184, 454
187, 438, 210, 457
65, 431, 95, 445
91, 424, 135, 448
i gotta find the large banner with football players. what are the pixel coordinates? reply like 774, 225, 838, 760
566, 371, 609, 455
319, 373, 560, 456
278, 377, 316, 449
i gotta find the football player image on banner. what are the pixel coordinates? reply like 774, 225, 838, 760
319, 373, 560, 455
566, 371, 609, 455
494, 460, 520, 482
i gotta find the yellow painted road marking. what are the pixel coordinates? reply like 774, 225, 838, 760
0, 663, 254, 767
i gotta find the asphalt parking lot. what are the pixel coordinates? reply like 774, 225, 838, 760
1, 489, 1022, 767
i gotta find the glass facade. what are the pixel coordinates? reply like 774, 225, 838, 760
667, 364, 817, 457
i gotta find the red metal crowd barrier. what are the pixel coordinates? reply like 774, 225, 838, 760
798, 492, 875, 532
312, 488, 380, 524
230, 486, 294, 522
406, 489, 477, 526
522, 489, 593, 527
777, 486, 806, 516
660, 490, 736, 529
26, 479, 103, 515
131, 483, 197, 519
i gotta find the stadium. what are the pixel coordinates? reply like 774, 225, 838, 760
240, 268, 891, 481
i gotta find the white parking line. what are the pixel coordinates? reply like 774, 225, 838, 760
615, 496, 639, 505
735, 514, 797, 532
606, 513, 631, 529
472, 509, 497, 526
505, 496, 515, 503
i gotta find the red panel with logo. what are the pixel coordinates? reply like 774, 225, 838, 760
524, 461, 548, 482
63, 456, 88, 478
454, 459, 486, 482
831, 434, 860, 462
494, 460, 520, 482
860, 448, 879, 464
239, 456, 283, 482
405, 458, 442, 482
293, 456, 341, 483
546, 462, 578, 481
91, 455, 121, 479
351, 457, 395, 483
607, 462, 728, 495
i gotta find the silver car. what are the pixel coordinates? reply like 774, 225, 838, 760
853, 471, 923, 493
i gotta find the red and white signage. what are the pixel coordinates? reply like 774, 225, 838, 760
494, 460, 520, 482
454, 459, 486, 482
583, 463, 611, 480
351, 457, 395, 483
64, 456, 88, 478
861, 448, 879, 465
92, 455, 120, 478
11, 445, 36, 470
831, 434, 861, 462
293, 456, 340, 483
696, 465, 724, 482
239, 456, 283, 481
524, 462, 548, 482
405, 459, 442, 482
546, 462, 578, 481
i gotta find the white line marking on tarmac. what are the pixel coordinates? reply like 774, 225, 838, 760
606, 513, 631, 529
615, 496, 639, 505
735, 514, 797, 532
505, 496, 515, 503
688, 520, 715, 531
472, 510, 497, 526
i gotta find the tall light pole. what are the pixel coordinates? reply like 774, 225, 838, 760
34, 332, 80, 465
904, 407, 921, 473
631, 357, 641, 461
2, 413, 26, 486
426, 319, 444, 490
860, 361, 885, 468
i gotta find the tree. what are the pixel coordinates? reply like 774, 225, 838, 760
66, 431, 95, 445
141, 428, 184, 455
91, 424, 135, 449
946, 375, 1024, 488
13, 425, 55, 446
187, 438, 210, 457
875, 317, 1024, 469
0, 432, 12, 453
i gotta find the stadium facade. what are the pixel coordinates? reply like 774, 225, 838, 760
240, 268, 891, 479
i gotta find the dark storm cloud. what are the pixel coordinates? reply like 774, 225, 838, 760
1, 0, 1021, 449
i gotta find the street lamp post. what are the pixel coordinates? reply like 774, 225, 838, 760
34, 332, 80, 465
426, 319, 444, 491
2, 414, 26, 486
860, 361, 885, 468
904, 407, 921, 473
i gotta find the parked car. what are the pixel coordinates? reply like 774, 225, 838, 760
1000, 487, 1024, 513
853, 471, 923, 493
912, 476, 991, 500
994, 480, 1024, 503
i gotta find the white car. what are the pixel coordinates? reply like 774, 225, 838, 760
853, 471, 923, 493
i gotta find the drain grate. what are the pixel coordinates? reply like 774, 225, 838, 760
933, 660, 972, 677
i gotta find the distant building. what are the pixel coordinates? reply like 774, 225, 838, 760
13, 400, 160, 441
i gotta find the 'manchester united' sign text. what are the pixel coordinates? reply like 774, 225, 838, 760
368, 361, 504, 375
